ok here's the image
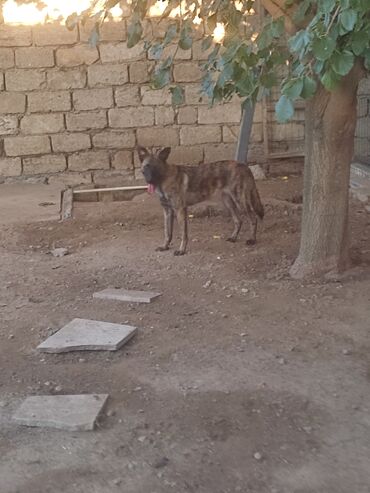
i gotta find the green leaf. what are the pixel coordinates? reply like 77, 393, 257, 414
312, 36, 336, 61
179, 24, 193, 50
275, 95, 294, 123
288, 30, 311, 54
127, 20, 143, 48
339, 9, 358, 32
351, 31, 369, 56
331, 50, 354, 76
149, 42, 164, 60
170, 85, 185, 106
282, 78, 304, 99
202, 36, 213, 52
320, 68, 340, 90
301, 76, 317, 98
293, 0, 312, 23
163, 24, 178, 46
319, 0, 336, 14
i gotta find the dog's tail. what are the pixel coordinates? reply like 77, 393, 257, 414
251, 185, 264, 220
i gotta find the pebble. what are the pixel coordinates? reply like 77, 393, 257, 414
138, 436, 146, 443
203, 280, 212, 288
54, 385, 62, 392
50, 247, 69, 258
253, 452, 263, 461
152, 456, 169, 468
342, 349, 350, 355
278, 358, 286, 365
8, 334, 14, 340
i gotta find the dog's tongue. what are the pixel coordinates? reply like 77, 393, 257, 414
147, 184, 155, 194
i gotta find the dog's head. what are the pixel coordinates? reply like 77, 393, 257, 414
137, 145, 171, 186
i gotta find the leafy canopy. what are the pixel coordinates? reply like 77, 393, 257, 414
67, 0, 370, 122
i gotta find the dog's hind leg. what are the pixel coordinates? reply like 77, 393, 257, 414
156, 206, 174, 252
174, 207, 188, 256
222, 191, 242, 243
244, 201, 258, 245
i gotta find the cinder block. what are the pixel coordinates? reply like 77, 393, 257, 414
52, 133, 91, 153
0, 157, 22, 176
23, 154, 67, 174
198, 104, 242, 124
173, 62, 202, 82
15, 47, 54, 68
88, 63, 128, 86
0, 92, 25, 113
28, 91, 71, 113
56, 45, 99, 67
180, 125, 221, 145
137, 127, 179, 147
109, 107, 154, 128
100, 42, 144, 63
92, 130, 135, 149
47, 68, 87, 90
0, 25, 31, 47
20, 114, 64, 135
73, 88, 113, 111
68, 150, 110, 171
141, 86, 171, 105
33, 24, 78, 46
5, 69, 46, 91
111, 150, 134, 170
0, 48, 14, 69
0, 115, 18, 135
66, 111, 107, 131
5, 135, 51, 156
114, 86, 140, 106
155, 106, 175, 126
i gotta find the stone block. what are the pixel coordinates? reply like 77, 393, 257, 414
129, 61, 151, 83
100, 42, 144, 63
66, 110, 107, 131
198, 103, 242, 124
15, 47, 54, 68
73, 88, 113, 111
33, 24, 78, 46
5, 69, 46, 91
223, 123, 263, 143
92, 130, 135, 149
52, 133, 91, 153
93, 289, 161, 303
5, 135, 51, 156
0, 157, 21, 176
177, 107, 197, 124
111, 150, 134, 170
0, 92, 25, 113
80, 19, 126, 42
109, 107, 154, 128
358, 77, 370, 96
13, 394, 109, 431
68, 150, 110, 171
173, 62, 202, 82
180, 125, 221, 145
23, 154, 67, 175
155, 106, 175, 126
137, 127, 179, 147
88, 63, 128, 86
141, 86, 171, 105
204, 143, 236, 162
47, 68, 87, 90
184, 84, 207, 105
37, 318, 137, 352
192, 39, 214, 60
48, 172, 92, 187
0, 48, 14, 69
28, 91, 71, 113
0, 116, 18, 135
56, 45, 99, 67
20, 114, 64, 135
272, 122, 304, 141
114, 85, 140, 106
0, 25, 31, 47
168, 145, 204, 165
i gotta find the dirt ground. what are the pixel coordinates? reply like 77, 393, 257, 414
1, 176, 370, 493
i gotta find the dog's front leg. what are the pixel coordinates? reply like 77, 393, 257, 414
156, 206, 174, 252
174, 207, 188, 256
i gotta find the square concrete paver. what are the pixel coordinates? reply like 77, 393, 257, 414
93, 288, 162, 303
37, 318, 137, 353
13, 394, 109, 431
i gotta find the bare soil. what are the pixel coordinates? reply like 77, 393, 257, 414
1, 176, 370, 493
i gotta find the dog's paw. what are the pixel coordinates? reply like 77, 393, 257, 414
155, 246, 169, 252
174, 250, 185, 256
226, 237, 237, 243
246, 239, 256, 246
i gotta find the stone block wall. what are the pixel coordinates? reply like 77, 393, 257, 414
0, 17, 284, 186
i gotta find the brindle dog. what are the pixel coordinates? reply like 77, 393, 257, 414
137, 145, 264, 255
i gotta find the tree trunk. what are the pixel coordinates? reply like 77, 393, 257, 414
290, 65, 364, 279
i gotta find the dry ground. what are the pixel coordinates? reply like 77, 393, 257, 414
0, 176, 370, 493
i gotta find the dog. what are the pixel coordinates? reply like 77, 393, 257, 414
137, 145, 264, 255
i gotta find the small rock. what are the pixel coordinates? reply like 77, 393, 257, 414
112, 478, 122, 486
203, 280, 212, 288
8, 334, 14, 340
152, 456, 169, 469
138, 436, 146, 443
50, 248, 69, 258
253, 452, 263, 461
54, 385, 62, 392
133, 386, 142, 392
78, 358, 86, 363
302, 426, 312, 434
278, 358, 286, 365
44, 381, 51, 386
342, 349, 350, 355
106, 409, 115, 417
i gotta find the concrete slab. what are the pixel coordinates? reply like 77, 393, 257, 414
93, 288, 162, 303
37, 318, 137, 353
13, 394, 108, 431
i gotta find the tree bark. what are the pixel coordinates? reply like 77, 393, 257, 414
290, 64, 364, 279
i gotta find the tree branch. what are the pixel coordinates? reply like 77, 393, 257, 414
260, 0, 297, 35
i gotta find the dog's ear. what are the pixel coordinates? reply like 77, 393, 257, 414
137, 145, 149, 162
157, 147, 171, 162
